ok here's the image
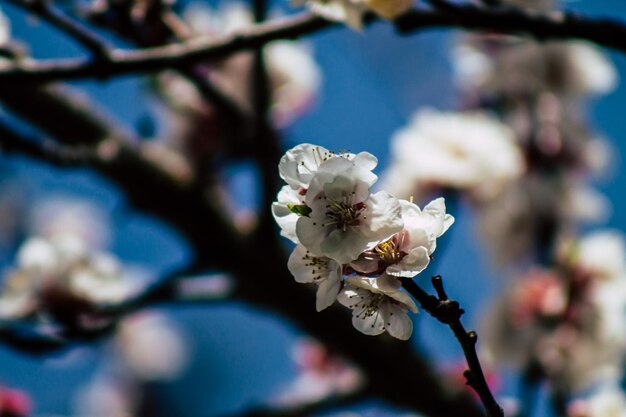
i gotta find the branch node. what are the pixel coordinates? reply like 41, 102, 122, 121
431, 274, 449, 300
463, 369, 475, 387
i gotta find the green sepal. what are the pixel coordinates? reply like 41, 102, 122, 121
287, 203, 312, 217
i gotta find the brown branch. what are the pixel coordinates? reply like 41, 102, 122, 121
0, 12, 332, 83
0, 72, 483, 417
0, 120, 97, 166
1, 5, 626, 84
402, 276, 504, 417
0, 121, 483, 417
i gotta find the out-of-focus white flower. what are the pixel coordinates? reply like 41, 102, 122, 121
28, 197, 111, 250
568, 42, 618, 96
302, 0, 411, 30
288, 244, 342, 311
450, 43, 493, 91
385, 109, 524, 200
116, 312, 189, 380
568, 387, 626, 417
575, 231, 626, 281
272, 338, 364, 407
180, 2, 321, 127
338, 275, 417, 340
0, 7, 10, 47
350, 197, 454, 278
481, 269, 566, 367
0, 234, 149, 322
74, 375, 134, 417
482, 265, 626, 392
297, 155, 402, 263
266, 42, 322, 127
565, 186, 611, 225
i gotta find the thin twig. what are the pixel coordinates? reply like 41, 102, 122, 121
0, 119, 97, 166
402, 276, 504, 417
2, 5, 626, 83
0, 98, 484, 417
5, 0, 112, 57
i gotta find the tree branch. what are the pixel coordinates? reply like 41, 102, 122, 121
1, 5, 626, 84
0, 91, 482, 417
0, 120, 97, 166
0, 12, 332, 83
402, 276, 504, 417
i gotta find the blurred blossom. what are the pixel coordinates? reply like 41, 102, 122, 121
568, 231, 626, 281
482, 254, 626, 392
176, 273, 234, 300
381, 109, 524, 201
567, 42, 618, 96
74, 375, 135, 417
0, 385, 31, 417
450, 43, 493, 92
271, 338, 363, 407
0, 234, 150, 326
171, 2, 321, 128
75, 313, 187, 417
452, 39, 617, 99
0, 6, 9, 46
27, 197, 111, 250
477, 173, 609, 265
300, 0, 411, 30
564, 186, 611, 225
116, 312, 189, 380
568, 387, 626, 417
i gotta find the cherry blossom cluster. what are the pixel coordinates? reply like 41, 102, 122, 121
0, 233, 148, 328
273, 144, 454, 340
481, 231, 626, 393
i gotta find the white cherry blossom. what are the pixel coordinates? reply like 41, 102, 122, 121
350, 197, 454, 278
273, 144, 378, 244
296, 156, 402, 263
288, 245, 342, 311
278, 143, 377, 191
338, 276, 417, 340
272, 185, 304, 243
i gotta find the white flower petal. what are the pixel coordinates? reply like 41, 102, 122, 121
316, 273, 342, 311
272, 185, 303, 243
387, 246, 430, 278
279, 143, 333, 189
363, 191, 404, 240
381, 302, 413, 340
